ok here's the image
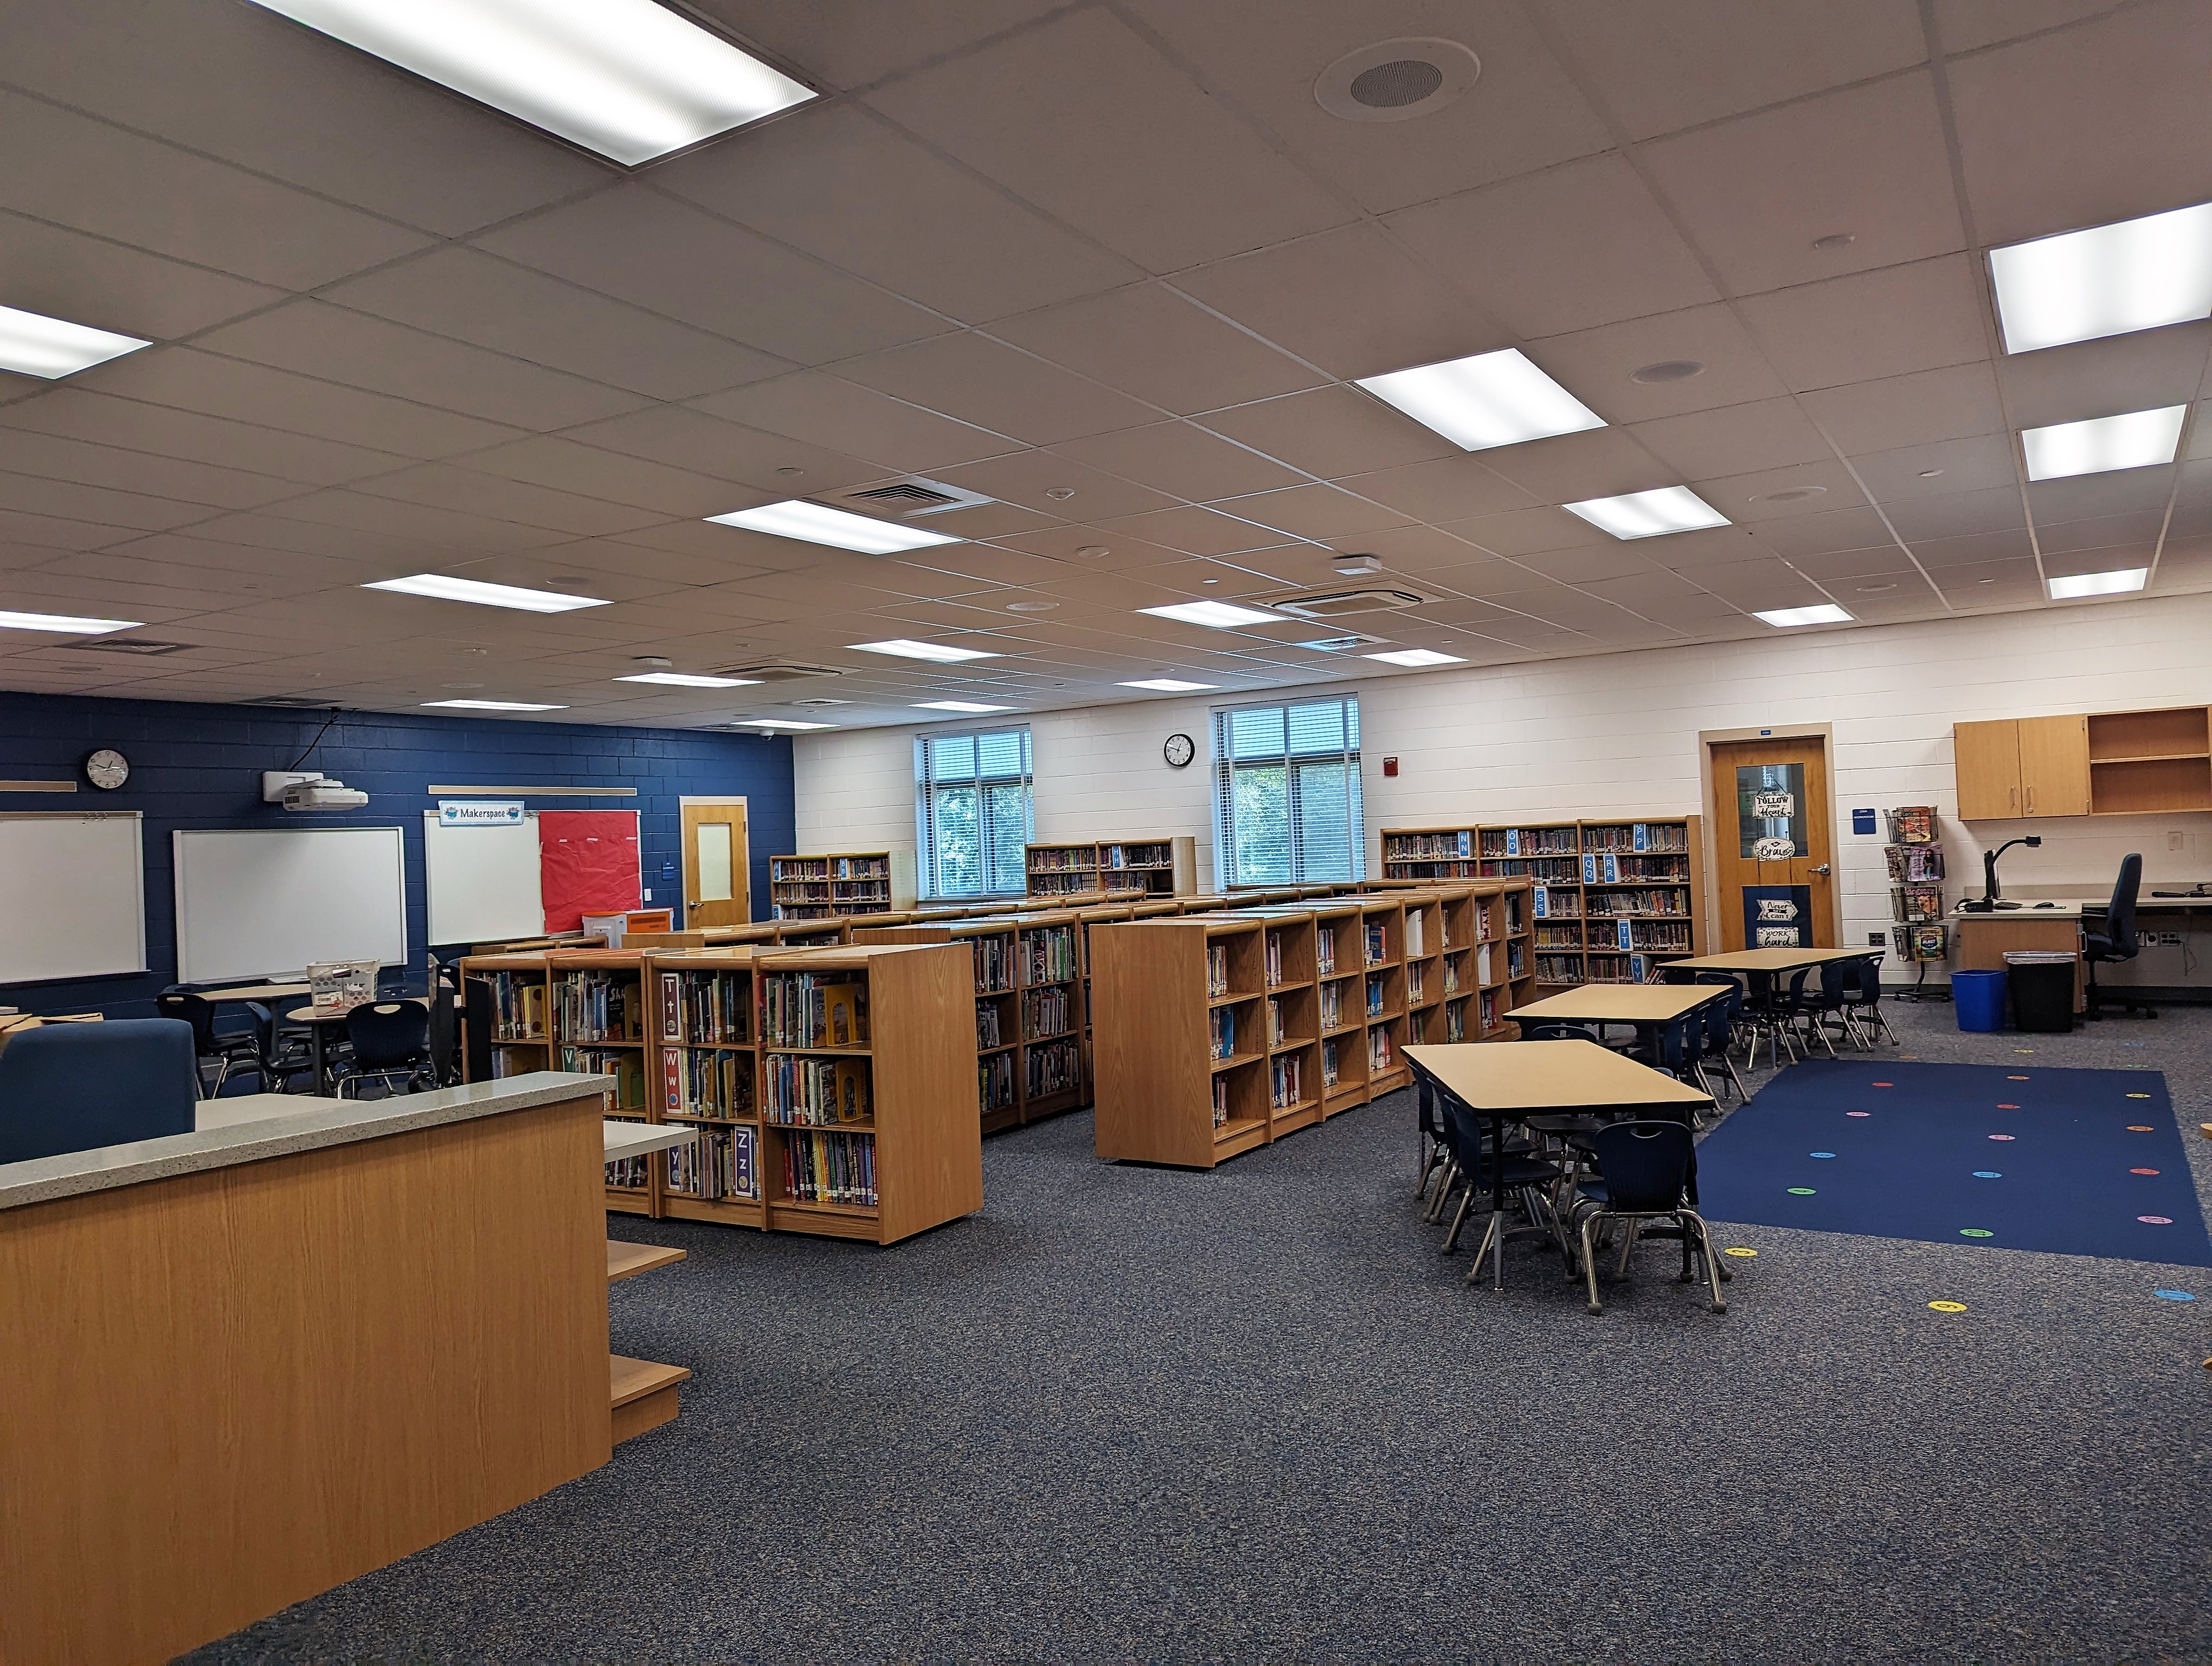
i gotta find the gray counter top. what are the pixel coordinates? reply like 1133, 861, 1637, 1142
0, 1072, 615, 1213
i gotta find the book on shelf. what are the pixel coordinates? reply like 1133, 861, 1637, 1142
1408, 964, 1425, 1003
1404, 912, 1423, 957
1477, 943, 1493, 984
1368, 1029, 1392, 1071
1364, 921, 1387, 965
1446, 1000, 1465, 1042
557, 969, 638, 1042
1388, 830, 1472, 860
979, 1052, 1015, 1111
1365, 973, 1385, 1016
664, 1046, 753, 1118
1266, 996, 1283, 1045
605, 1125, 650, 1190
1315, 933, 1336, 977
479, 971, 548, 1040
666, 1124, 758, 1201
971, 936, 1013, 993
1211, 1076, 1229, 1127
1443, 959, 1458, 995
1024, 1038, 1080, 1098
1206, 943, 1229, 997
1210, 1005, 1238, 1061
1321, 1038, 1339, 1086
1264, 931, 1284, 986
1022, 985, 1072, 1039
782, 1129, 876, 1207
1022, 925, 1078, 983
1481, 992, 1497, 1031
975, 1001, 1004, 1048
1269, 1053, 1302, 1109
1319, 982, 1342, 1030
1507, 942, 1527, 978
763, 1053, 872, 1124
658, 970, 750, 1046
561, 1046, 645, 1112
761, 972, 870, 1048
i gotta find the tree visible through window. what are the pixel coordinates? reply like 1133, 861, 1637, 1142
1212, 697, 1364, 886
916, 727, 1033, 898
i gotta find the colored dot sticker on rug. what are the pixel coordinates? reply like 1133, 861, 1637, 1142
1973, 1171, 2002, 1179
2008, 1074, 2030, 1081
1787, 1187, 1817, 1195
2126, 1092, 2152, 1099
2131, 1168, 2160, 1176
1724, 1247, 1758, 1258
1996, 1103, 2020, 1110
1960, 1228, 1995, 1238
1846, 1111, 1871, 1118
2126, 1125, 2153, 1132
2139, 1216, 2174, 1225
1810, 1151, 1836, 1158
1872, 1081, 1894, 1088
1928, 1300, 1967, 1313
2014, 1048, 2035, 1054
2154, 1290, 2195, 1302
1988, 1133, 2016, 1141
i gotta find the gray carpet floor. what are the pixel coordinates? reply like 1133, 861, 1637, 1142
194, 999, 2212, 1665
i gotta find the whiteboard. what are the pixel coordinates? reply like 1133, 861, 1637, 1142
175, 827, 407, 984
0, 812, 146, 984
423, 811, 543, 945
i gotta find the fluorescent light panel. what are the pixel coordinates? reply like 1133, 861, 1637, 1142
1356, 348, 1604, 452
915, 700, 1011, 713
422, 699, 568, 711
616, 672, 760, 688
2020, 405, 2186, 480
0, 303, 149, 379
708, 499, 959, 555
1989, 201, 2212, 354
0, 608, 143, 633
364, 573, 608, 612
1563, 485, 1730, 540
2046, 568, 2147, 600
1754, 604, 1853, 627
732, 718, 833, 730
847, 638, 997, 663
1137, 600, 1285, 629
1364, 648, 1465, 667
1119, 678, 1217, 691
245, 0, 814, 165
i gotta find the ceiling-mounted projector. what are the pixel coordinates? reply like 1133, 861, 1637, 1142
262, 770, 369, 811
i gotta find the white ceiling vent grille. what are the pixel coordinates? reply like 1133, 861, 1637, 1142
1315, 39, 1480, 123
708, 662, 845, 682
1267, 588, 1427, 620
56, 636, 195, 656
832, 477, 993, 518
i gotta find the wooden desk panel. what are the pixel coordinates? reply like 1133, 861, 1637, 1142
1950, 913, 2087, 1013
0, 1094, 610, 1665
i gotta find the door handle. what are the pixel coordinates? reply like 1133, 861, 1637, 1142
1810, 864, 1831, 876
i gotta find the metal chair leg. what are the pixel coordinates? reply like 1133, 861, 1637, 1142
1465, 1208, 1502, 1287
1683, 1209, 1727, 1313
1582, 1215, 1604, 1315
1444, 1182, 1475, 1251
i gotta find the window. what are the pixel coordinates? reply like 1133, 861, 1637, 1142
916, 726, 1033, 898
1212, 696, 1365, 887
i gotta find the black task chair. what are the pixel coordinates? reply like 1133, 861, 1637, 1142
1573, 1120, 1727, 1317
333, 1002, 435, 1099
155, 991, 272, 1099
2082, 853, 2155, 1019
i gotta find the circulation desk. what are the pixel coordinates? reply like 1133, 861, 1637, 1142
0, 1073, 621, 1665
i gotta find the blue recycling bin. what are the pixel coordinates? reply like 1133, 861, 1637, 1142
1952, 968, 2007, 1032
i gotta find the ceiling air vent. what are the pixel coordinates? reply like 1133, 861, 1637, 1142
708, 662, 845, 683
786, 697, 855, 708
57, 637, 195, 656
833, 477, 993, 518
1296, 631, 1390, 652
248, 695, 340, 708
1267, 588, 1427, 620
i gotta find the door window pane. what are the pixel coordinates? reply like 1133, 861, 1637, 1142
694, 820, 733, 902
1737, 762, 1808, 858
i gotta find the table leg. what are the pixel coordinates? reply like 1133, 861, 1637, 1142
311, 1024, 327, 1096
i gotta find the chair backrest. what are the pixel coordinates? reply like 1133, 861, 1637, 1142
346, 1002, 428, 1070
0, 1019, 198, 1164
1782, 965, 1817, 1002
1589, 1119, 1696, 1214
1702, 997, 1733, 1051
1817, 958, 1853, 1005
153, 991, 218, 1050
1693, 971, 1745, 1018
2106, 853, 2142, 953
428, 965, 459, 1085
1520, 1022, 1600, 1043
1845, 954, 1883, 1004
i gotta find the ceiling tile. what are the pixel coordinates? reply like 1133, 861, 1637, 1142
1387, 155, 1720, 338
473, 187, 949, 366
349, 464, 667, 539
1438, 505, 1612, 559
1534, 0, 1926, 140
0, 469, 213, 533
2026, 466, 2176, 523
1208, 484, 1412, 541
1933, 1, 2126, 55
929, 448, 1178, 522
1471, 426, 1676, 503
1512, 542, 1671, 586
1948, 0, 2212, 245
1753, 504, 1898, 557
1195, 386, 1460, 478
835, 332, 1158, 445
0, 388, 407, 485
1526, 305, 1792, 423
693, 371, 1015, 474
1641, 73, 1964, 296
0, 503, 189, 552
983, 524, 1187, 567
1884, 485, 2025, 540
1996, 321, 2212, 430
0, 430, 303, 512
247, 489, 569, 556
1092, 505, 1310, 557
456, 439, 763, 520
564, 406, 884, 496
1630, 398, 1836, 480
1330, 456, 1540, 523
989, 284, 1325, 416
652, 102, 1138, 324
0, 88, 430, 290
861, 9, 1353, 273
1694, 459, 1870, 520
2036, 512, 2165, 560
1853, 434, 2020, 503
1796, 363, 2008, 453
692, 0, 1065, 91
1050, 422, 1304, 503
0, 209, 284, 343
1736, 255, 1990, 392
1172, 222, 1511, 381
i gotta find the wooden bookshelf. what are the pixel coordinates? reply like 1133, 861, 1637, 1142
1380, 826, 1481, 881
1025, 836, 1196, 898
1445, 816, 1706, 989
768, 850, 917, 920
547, 949, 652, 1216
647, 946, 768, 1231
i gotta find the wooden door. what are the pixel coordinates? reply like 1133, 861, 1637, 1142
1708, 738, 1837, 952
679, 798, 749, 927
2017, 714, 2091, 818
1952, 720, 2021, 819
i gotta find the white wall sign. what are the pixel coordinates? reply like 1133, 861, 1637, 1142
440, 800, 524, 826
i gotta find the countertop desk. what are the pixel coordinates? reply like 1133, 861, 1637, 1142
1947, 906, 2089, 1011
0, 1072, 667, 1665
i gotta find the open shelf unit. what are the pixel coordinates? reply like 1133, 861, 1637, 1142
768, 850, 917, 920
1026, 835, 1197, 898
650, 945, 768, 1231
2086, 706, 2212, 815
549, 949, 652, 1216
1458, 817, 1705, 988
1380, 827, 1482, 881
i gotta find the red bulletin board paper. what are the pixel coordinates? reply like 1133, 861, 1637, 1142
538, 811, 641, 933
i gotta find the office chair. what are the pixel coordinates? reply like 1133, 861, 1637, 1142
2082, 853, 2155, 1020
333, 1002, 435, 1099
0, 1018, 198, 1163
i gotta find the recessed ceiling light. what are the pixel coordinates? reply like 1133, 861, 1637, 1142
245, 0, 813, 165
1075, 546, 1110, 559
1006, 601, 1059, 612
1811, 233, 1856, 252
2020, 405, 2187, 480
1753, 604, 1854, 627
1855, 582, 1899, 594
1356, 347, 1604, 452
847, 638, 998, 662
1562, 486, 1730, 540
708, 499, 958, 554
421, 699, 568, 711
1754, 485, 1828, 504
1119, 678, 1218, 691
2046, 567, 2148, 600
731, 717, 834, 730
1138, 600, 1287, 629
775, 466, 806, 477
1045, 488, 1077, 501
1630, 360, 1705, 385
616, 671, 762, 688
363, 573, 608, 612
0, 608, 144, 633
1917, 468, 1945, 478
914, 700, 1012, 713
0, 303, 150, 379
1989, 201, 2212, 353
1365, 648, 1466, 667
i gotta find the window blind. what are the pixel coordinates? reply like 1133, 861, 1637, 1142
915, 726, 1033, 898
1211, 696, 1364, 887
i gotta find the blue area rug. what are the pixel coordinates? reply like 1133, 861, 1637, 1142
1696, 1059, 2212, 1265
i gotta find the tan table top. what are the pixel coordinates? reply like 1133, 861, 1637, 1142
1669, 947, 1871, 973
1404, 1039, 1711, 1113
197, 982, 310, 1002
1507, 985, 1727, 1025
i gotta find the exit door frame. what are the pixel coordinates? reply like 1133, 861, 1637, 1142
1696, 722, 1844, 951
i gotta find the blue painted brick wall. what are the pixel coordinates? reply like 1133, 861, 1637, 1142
0, 691, 795, 1016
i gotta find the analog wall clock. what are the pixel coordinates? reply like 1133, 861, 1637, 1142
84, 748, 131, 790
1162, 733, 1195, 768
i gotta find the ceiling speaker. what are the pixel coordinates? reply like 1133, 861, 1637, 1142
1315, 39, 1480, 123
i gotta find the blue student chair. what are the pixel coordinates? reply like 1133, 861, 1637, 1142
1572, 1120, 1726, 1317
0, 1019, 198, 1165
332, 1002, 435, 1100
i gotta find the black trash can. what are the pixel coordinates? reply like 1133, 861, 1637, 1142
2004, 951, 2077, 1033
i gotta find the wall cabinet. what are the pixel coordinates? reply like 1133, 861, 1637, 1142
1955, 708, 2210, 819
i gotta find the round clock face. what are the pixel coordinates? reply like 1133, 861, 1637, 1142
84, 748, 130, 791
1162, 733, 1195, 768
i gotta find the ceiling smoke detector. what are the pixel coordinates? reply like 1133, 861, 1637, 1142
1267, 588, 1426, 620
832, 477, 993, 518
1315, 38, 1480, 123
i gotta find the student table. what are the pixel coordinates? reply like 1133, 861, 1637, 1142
283, 997, 428, 1094
1506, 984, 1728, 1050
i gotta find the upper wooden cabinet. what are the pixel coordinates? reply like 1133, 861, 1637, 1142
1955, 707, 2210, 818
